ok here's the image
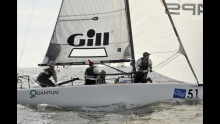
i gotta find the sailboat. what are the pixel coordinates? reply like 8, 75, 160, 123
17, 0, 203, 107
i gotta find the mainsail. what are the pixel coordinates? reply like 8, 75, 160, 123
129, 0, 203, 84
41, 0, 132, 65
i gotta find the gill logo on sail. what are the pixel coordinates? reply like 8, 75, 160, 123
67, 29, 109, 46
159, 0, 203, 15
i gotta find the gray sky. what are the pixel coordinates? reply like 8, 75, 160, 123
17, 0, 62, 67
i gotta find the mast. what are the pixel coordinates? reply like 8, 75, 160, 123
125, 0, 136, 73
162, 0, 199, 84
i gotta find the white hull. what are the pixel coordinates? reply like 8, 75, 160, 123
17, 83, 203, 108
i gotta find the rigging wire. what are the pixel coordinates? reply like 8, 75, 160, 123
18, 0, 35, 68
153, 52, 178, 69
153, 53, 181, 71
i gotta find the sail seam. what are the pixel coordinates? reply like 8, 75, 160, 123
153, 54, 180, 71
131, 12, 202, 22
133, 22, 189, 40
59, 9, 125, 17
153, 53, 180, 70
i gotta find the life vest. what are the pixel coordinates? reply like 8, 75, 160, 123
86, 66, 97, 78
139, 57, 149, 70
42, 66, 54, 78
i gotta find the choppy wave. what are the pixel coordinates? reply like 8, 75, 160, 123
17, 99, 202, 124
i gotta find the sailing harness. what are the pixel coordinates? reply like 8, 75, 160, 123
135, 58, 150, 81
86, 66, 97, 78
139, 57, 149, 71
42, 66, 54, 78
35, 66, 56, 87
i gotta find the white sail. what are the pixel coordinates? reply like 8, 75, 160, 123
42, 0, 131, 65
129, 0, 203, 84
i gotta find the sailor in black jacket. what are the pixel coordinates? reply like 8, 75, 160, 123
134, 52, 152, 83
85, 59, 99, 85
37, 61, 57, 87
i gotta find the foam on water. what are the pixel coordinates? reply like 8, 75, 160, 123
17, 104, 54, 124
77, 102, 140, 112
17, 99, 203, 124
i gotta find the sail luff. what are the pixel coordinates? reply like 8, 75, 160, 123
125, 0, 136, 73
41, 0, 64, 64
161, 0, 199, 84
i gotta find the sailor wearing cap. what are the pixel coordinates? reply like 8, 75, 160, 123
134, 52, 153, 83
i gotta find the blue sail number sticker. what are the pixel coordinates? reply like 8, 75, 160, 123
173, 88, 186, 98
